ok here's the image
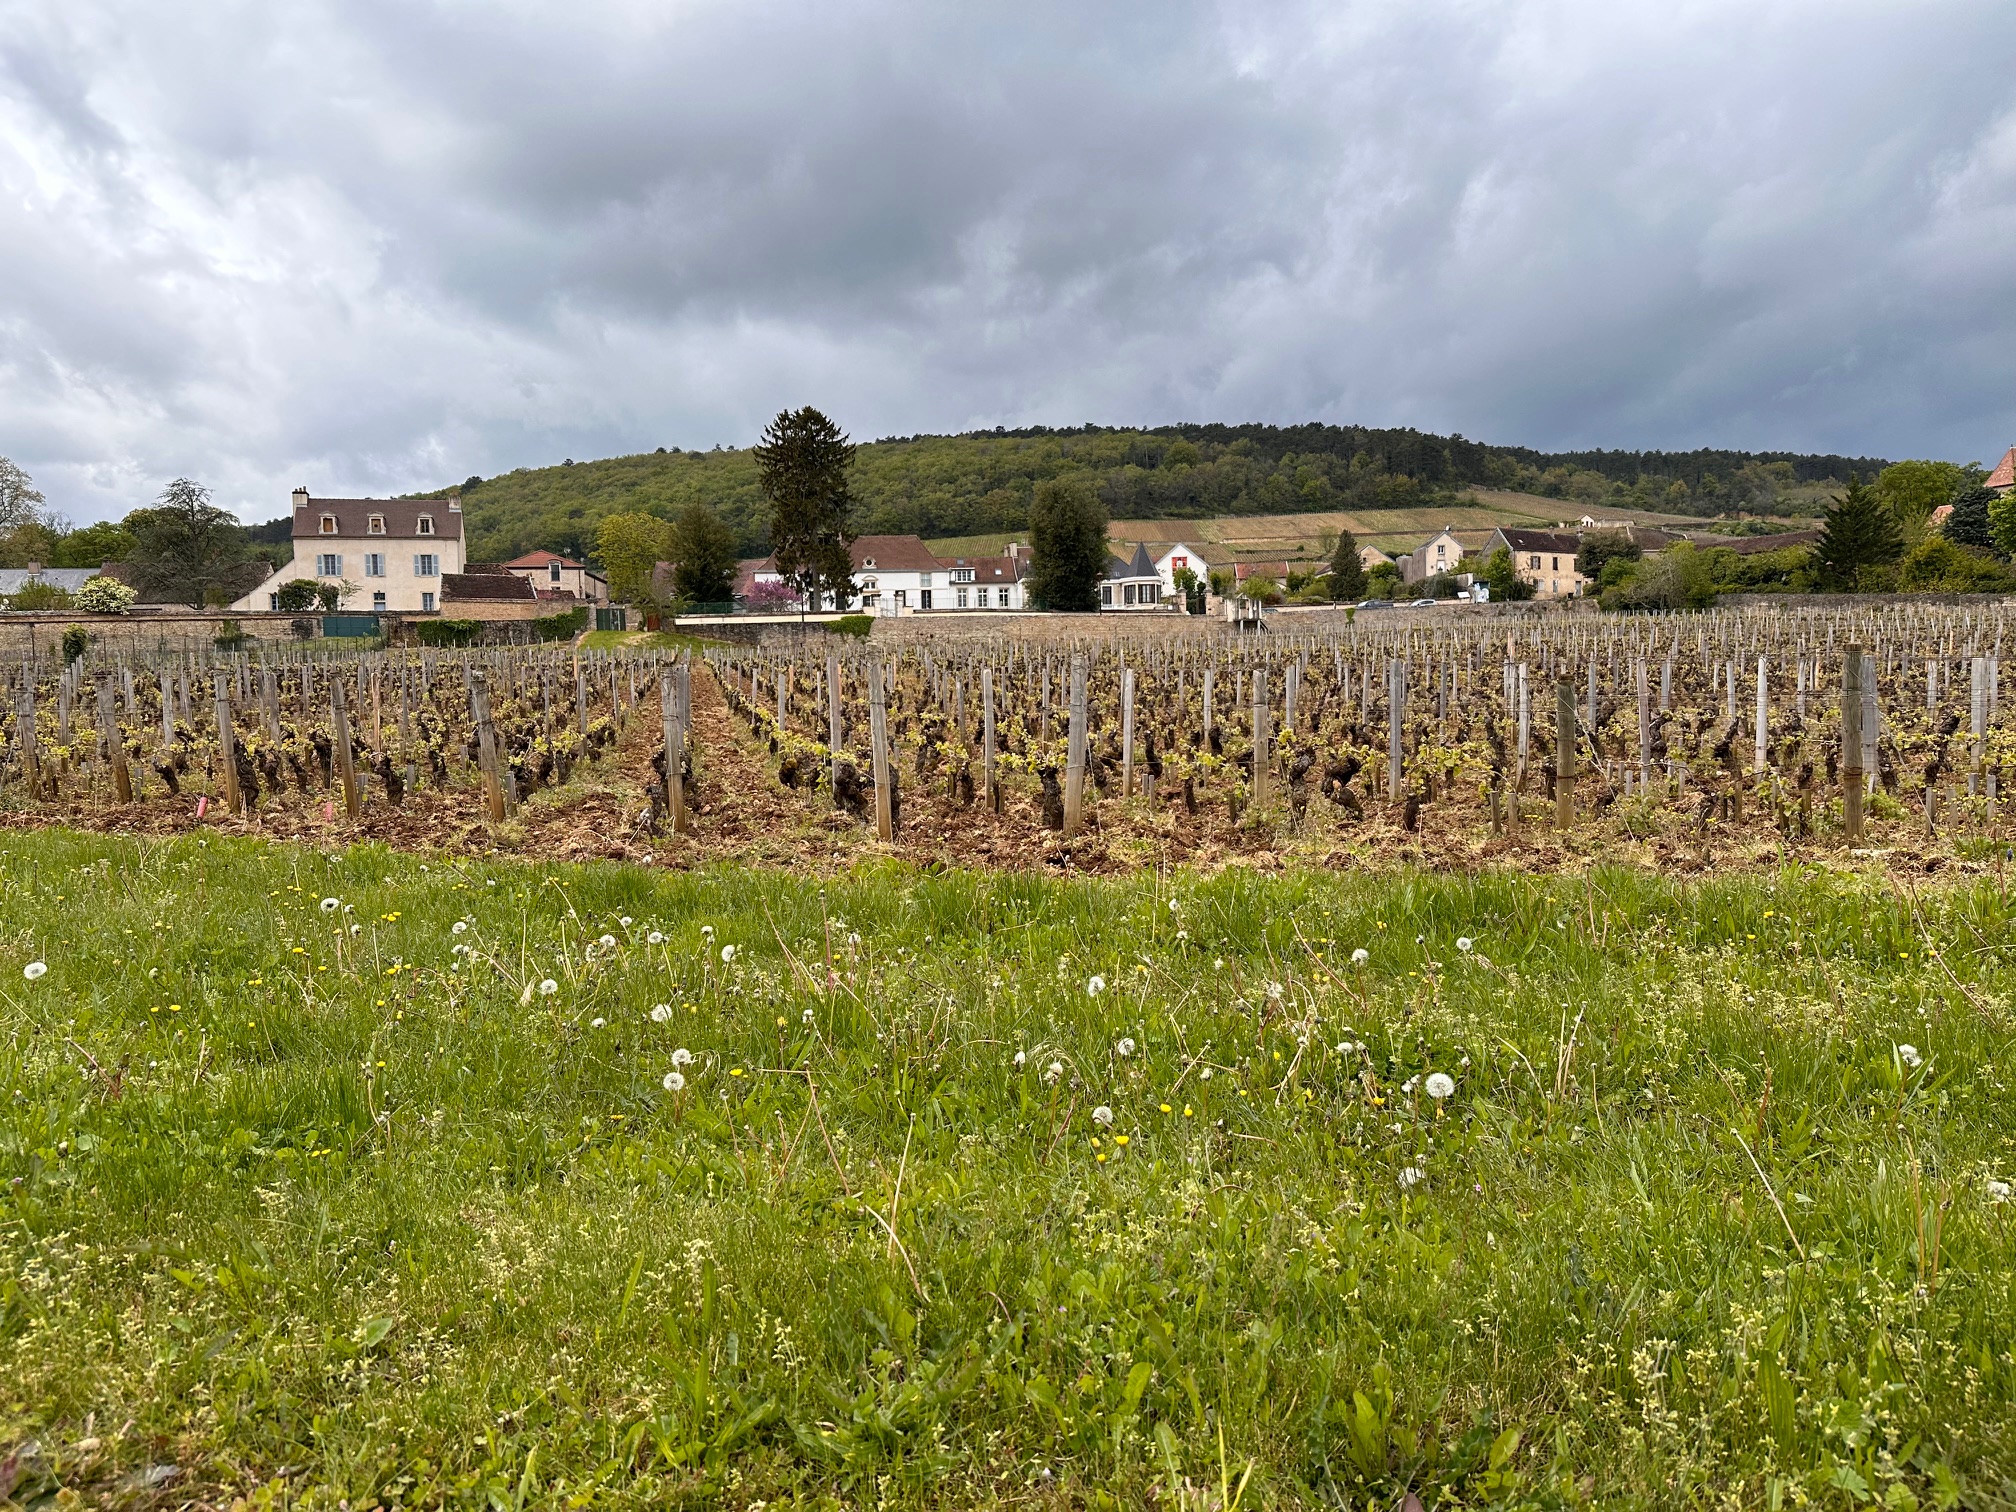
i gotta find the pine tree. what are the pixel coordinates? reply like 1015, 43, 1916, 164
1328, 529, 1367, 601
670, 503, 739, 605
1944, 485, 1997, 553
754, 407, 856, 608
1026, 477, 1108, 611
1814, 478, 1905, 589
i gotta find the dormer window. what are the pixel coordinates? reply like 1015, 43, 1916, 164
417, 514, 434, 536
862, 557, 876, 569
368, 514, 387, 535
953, 568, 974, 583
319, 514, 337, 535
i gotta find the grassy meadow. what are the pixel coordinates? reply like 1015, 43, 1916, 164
3, 828, 2015, 1507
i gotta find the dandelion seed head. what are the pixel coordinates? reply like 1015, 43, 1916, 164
1092, 1105, 1114, 1127
671, 1047, 694, 1067
1351, 948, 1370, 965
538, 978, 559, 996
1456, 937, 1474, 953
590, 1017, 606, 1029
1086, 975, 1106, 997
647, 931, 665, 945
651, 1004, 673, 1023
319, 898, 339, 913
22, 961, 47, 981
1116, 1037, 1136, 1058
619, 917, 633, 928
1898, 1043, 1923, 1069
1399, 1166, 1424, 1188
662, 1071, 686, 1092
1014, 1050, 1027, 1067
451, 921, 468, 935
720, 944, 737, 964
1425, 1072, 1456, 1100
599, 934, 617, 950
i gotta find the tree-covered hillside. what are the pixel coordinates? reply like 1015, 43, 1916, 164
441, 422, 1891, 563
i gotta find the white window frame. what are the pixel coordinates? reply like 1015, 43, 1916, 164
368, 514, 386, 535
421, 591, 436, 611
316, 553, 342, 577
371, 590, 387, 609
416, 515, 434, 536
319, 514, 338, 535
414, 554, 439, 577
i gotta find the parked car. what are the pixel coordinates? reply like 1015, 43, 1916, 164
1356, 599, 1394, 610
1408, 598, 1438, 608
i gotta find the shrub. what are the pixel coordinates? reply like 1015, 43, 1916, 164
1896, 537, 2016, 594
61, 625, 89, 663
827, 614, 874, 638
74, 576, 138, 614
416, 618, 483, 647
213, 618, 250, 651
532, 606, 589, 642
273, 578, 321, 612
7, 581, 73, 611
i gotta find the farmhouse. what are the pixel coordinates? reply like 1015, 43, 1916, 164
1401, 528, 1494, 585
1148, 542, 1217, 599
233, 489, 463, 613
499, 551, 610, 604
1483, 527, 1586, 599
937, 545, 1027, 609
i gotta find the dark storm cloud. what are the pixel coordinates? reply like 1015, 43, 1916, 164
1, 0, 2014, 523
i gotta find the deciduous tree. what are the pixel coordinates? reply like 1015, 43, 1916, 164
1026, 477, 1108, 611
594, 512, 672, 604
126, 480, 249, 608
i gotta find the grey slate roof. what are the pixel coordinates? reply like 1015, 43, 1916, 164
0, 568, 98, 595
1105, 542, 1159, 580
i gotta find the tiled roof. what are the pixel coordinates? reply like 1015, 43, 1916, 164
851, 535, 942, 573
1495, 528, 1583, 555
937, 555, 1023, 584
441, 572, 536, 602
1988, 447, 2016, 492
1696, 529, 1822, 556
294, 496, 461, 540
504, 550, 583, 568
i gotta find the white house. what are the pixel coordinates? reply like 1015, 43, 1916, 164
1100, 542, 1167, 610
1150, 542, 1214, 598
739, 534, 954, 613
935, 544, 1028, 609
234, 490, 464, 613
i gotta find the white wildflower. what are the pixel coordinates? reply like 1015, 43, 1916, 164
802, 1008, 815, 1024
647, 931, 665, 945
1116, 1037, 1136, 1058
619, 916, 633, 928
599, 933, 617, 950
1399, 1166, 1424, 1188
451, 920, 468, 935
320, 897, 340, 913
1351, 948, 1369, 965
1990, 1179, 2012, 1203
1045, 1060, 1063, 1083
1456, 937, 1474, 953
23, 961, 47, 981
1014, 1050, 1027, 1067
1266, 982, 1283, 1001
1092, 1105, 1114, 1127
662, 1071, 686, 1092
538, 978, 559, 996
720, 944, 737, 964
1898, 1043, 1923, 1069
651, 1004, 673, 1023
1425, 1072, 1456, 1100
1200, 1068, 1213, 1081
590, 1017, 606, 1029
1087, 975, 1106, 997
671, 1047, 694, 1066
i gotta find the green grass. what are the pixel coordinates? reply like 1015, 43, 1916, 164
4, 830, 2015, 1507
578, 629, 709, 652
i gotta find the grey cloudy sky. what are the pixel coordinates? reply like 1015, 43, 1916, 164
3, 0, 2014, 524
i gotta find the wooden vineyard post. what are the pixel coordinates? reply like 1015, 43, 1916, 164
1555, 676, 1576, 830
159, 673, 175, 749
1634, 659, 1651, 786
1753, 656, 1768, 777
1251, 666, 1269, 809
331, 678, 362, 819
1971, 656, 1988, 796
981, 665, 997, 806
1861, 651, 1879, 798
97, 677, 131, 804
1201, 667, 1214, 743
15, 682, 39, 798
471, 671, 506, 823
1120, 665, 1136, 798
869, 657, 894, 842
1516, 662, 1530, 788
214, 676, 242, 815
1842, 643, 1865, 842
660, 667, 688, 835
576, 663, 590, 740
1064, 653, 1088, 837
1386, 658, 1405, 803
261, 667, 282, 745
826, 652, 844, 809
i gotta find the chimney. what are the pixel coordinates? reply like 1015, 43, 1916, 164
25, 560, 40, 576
292, 486, 310, 509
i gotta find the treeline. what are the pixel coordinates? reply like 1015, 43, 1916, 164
448, 423, 1895, 563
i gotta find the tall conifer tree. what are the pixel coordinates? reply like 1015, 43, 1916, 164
754, 408, 856, 608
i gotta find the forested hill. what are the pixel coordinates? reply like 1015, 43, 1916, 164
441, 422, 1890, 562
